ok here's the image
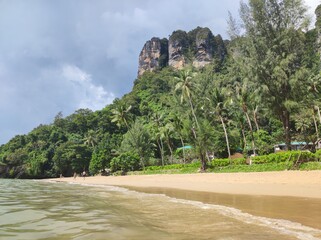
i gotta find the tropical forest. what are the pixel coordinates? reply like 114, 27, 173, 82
1, 0, 321, 178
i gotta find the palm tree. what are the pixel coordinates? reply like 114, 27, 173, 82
235, 82, 256, 156
208, 88, 231, 159
111, 105, 132, 129
150, 113, 165, 166
233, 110, 247, 152
174, 70, 200, 130
84, 130, 97, 148
171, 114, 187, 163
253, 105, 260, 132
313, 107, 320, 140
160, 123, 175, 164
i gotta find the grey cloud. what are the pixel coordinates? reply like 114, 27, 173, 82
0, 0, 318, 144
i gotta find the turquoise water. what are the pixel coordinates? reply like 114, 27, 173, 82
1, 179, 321, 240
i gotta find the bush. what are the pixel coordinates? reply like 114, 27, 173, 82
210, 162, 292, 173
251, 151, 317, 165
299, 162, 321, 170
210, 158, 246, 168
110, 152, 141, 173
145, 161, 201, 171
142, 161, 201, 174
314, 149, 321, 161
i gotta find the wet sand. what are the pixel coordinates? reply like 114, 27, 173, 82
49, 171, 321, 229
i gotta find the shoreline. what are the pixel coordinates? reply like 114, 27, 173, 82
49, 170, 321, 199
48, 170, 321, 230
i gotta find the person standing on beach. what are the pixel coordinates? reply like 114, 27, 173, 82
82, 170, 86, 180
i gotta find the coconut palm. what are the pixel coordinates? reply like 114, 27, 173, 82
171, 113, 187, 163
111, 105, 132, 129
160, 123, 175, 164
235, 82, 256, 156
84, 130, 97, 148
208, 88, 231, 159
174, 70, 200, 130
150, 112, 165, 166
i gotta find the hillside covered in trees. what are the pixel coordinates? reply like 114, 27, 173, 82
1, 0, 320, 178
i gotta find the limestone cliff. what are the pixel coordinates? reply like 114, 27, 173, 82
168, 30, 189, 69
138, 37, 168, 76
193, 27, 214, 68
137, 27, 227, 76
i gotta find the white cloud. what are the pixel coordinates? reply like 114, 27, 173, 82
305, 0, 320, 26
62, 64, 115, 110
0, 0, 319, 145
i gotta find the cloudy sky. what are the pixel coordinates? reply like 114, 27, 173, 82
0, 0, 320, 144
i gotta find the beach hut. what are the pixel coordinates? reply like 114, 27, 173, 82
274, 142, 312, 152
176, 145, 192, 151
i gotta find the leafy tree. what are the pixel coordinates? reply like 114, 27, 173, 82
232, 0, 310, 149
110, 152, 140, 173
52, 141, 91, 176
120, 120, 154, 169
89, 133, 122, 175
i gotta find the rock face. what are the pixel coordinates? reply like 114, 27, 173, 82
168, 30, 188, 69
138, 37, 168, 76
193, 28, 214, 68
138, 38, 161, 76
137, 27, 227, 76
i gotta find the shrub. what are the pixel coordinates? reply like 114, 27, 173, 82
210, 158, 246, 168
110, 152, 141, 173
145, 161, 201, 171
251, 151, 317, 165
211, 162, 292, 173
314, 149, 321, 161
299, 162, 321, 170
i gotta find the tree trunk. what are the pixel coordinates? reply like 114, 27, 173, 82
166, 139, 174, 164
156, 139, 165, 166
281, 110, 291, 150
139, 155, 145, 170
179, 136, 186, 164
316, 106, 321, 125
188, 96, 200, 130
220, 115, 231, 160
312, 111, 319, 140
245, 112, 256, 155
199, 150, 206, 171
241, 127, 247, 153
253, 106, 260, 132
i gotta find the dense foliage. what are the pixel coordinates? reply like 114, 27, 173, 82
0, 1, 320, 178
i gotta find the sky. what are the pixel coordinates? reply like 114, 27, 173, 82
0, 0, 320, 145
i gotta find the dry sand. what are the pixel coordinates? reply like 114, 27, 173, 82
49, 171, 321, 229
50, 170, 321, 199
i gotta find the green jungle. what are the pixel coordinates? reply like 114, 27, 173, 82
1, 1, 321, 178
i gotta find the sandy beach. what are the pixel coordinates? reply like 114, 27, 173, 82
50, 170, 321, 199
48, 171, 321, 230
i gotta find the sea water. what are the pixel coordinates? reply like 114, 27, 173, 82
0, 179, 321, 240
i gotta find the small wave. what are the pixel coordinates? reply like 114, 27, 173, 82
44, 180, 321, 239
168, 198, 321, 240
92, 184, 321, 239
